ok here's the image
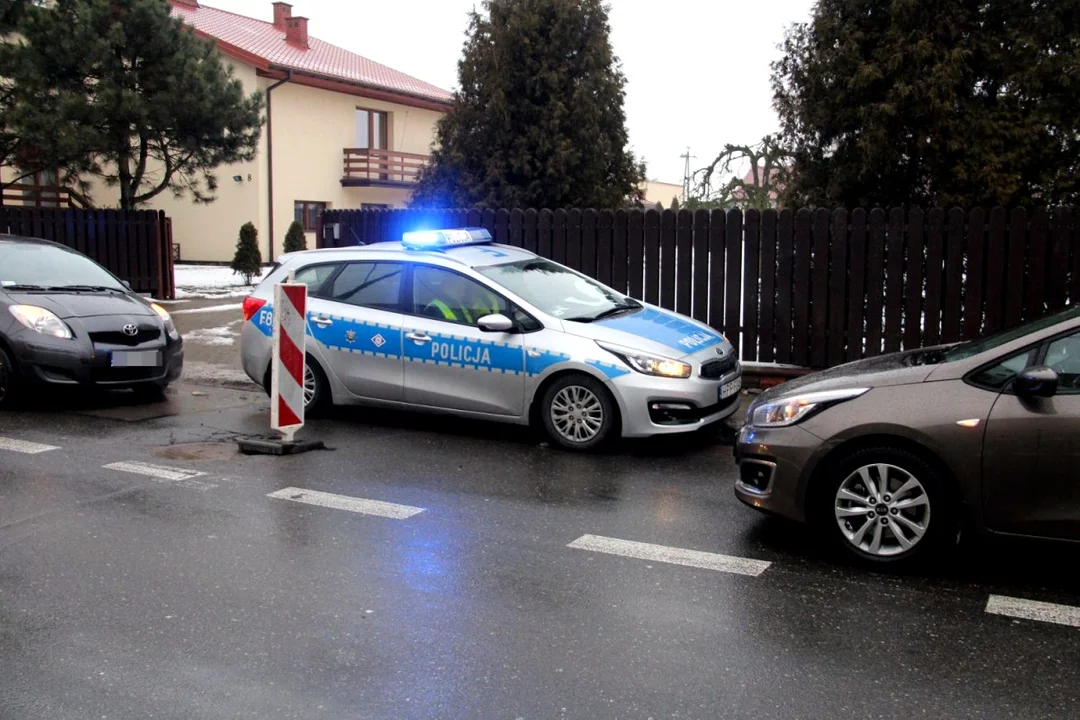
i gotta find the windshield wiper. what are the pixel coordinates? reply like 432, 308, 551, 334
46, 284, 124, 293
566, 302, 641, 323
0, 283, 48, 291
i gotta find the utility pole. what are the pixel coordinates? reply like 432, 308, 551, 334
680, 147, 696, 201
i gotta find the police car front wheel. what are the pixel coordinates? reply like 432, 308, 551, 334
540, 374, 617, 451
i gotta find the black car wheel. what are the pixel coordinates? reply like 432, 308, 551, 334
0, 344, 20, 409
540, 373, 618, 451
818, 446, 955, 567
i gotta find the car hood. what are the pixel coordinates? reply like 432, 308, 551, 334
560, 304, 727, 359
757, 348, 942, 403
2, 291, 155, 320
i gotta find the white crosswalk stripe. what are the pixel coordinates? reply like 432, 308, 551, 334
985, 595, 1080, 629
0, 436, 59, 454
267, 487, 425, 519
103, 461, 216, 490
568, 534, 772, 577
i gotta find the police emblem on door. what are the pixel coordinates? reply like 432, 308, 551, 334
345, 330, 357, 344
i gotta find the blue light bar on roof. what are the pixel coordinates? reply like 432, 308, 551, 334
401, 227, 493, 250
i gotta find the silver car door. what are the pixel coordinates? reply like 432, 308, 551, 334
403, 264, 525, 416
307, 260, 405, 402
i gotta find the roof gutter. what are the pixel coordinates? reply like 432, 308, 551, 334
265, 69, 292, 263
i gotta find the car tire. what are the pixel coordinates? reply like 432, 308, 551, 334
0, 344, 20, 410
263, 355, 331, 417
303, 355, 331, 417
816, 446, 955, 567
540, 373, 618, 451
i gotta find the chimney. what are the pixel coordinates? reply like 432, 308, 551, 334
272, 2, 292, 30
285, 16, 308, 48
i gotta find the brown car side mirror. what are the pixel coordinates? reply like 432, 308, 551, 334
1014, 366, 1058, 398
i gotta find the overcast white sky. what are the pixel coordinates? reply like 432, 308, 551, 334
206, 0, 816, 186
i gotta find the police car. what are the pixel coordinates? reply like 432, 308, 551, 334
240, 228, 742, 450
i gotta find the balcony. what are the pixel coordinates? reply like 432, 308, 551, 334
0, 185, 73, 208
342, 148, 428, 188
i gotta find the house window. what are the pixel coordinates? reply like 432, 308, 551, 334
294, 201, 327, 232
355, 109, 389, 150
361, 203, 389, 210
18, 169, 61, 207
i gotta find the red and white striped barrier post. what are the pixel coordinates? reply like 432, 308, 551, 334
270, 277, 307, 443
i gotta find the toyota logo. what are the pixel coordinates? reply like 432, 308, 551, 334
122, 323, 139, 337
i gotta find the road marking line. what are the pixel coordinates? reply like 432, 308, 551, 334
267, 487, 425, 519
0, 437, 59, 454
103, 461, 207, 482
986, 595, 1080, 629
567, 534, 771, 577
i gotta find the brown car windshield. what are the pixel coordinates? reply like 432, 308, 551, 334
943, 304, 1080, 362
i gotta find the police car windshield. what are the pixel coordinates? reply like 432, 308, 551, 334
478, 259, 639, 322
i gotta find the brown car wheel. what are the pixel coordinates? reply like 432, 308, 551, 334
818, 446, 955, 566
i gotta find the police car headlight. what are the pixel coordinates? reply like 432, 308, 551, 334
596, 341, 691, 379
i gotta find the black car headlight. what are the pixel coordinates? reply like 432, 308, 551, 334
750, 388, 869, 428
151, 303, 178, 338
9, 305, 73, 339
596, 341, 691, 379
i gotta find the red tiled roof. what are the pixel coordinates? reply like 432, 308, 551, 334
170, 2, 453, 106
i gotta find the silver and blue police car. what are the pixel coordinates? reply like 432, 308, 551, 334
239, 228, 742, 450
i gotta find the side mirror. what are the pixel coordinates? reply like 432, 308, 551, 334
1014, 366, 1058, 398
477, 313, 514, 333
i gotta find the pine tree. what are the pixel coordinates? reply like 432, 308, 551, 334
410, 0, 644, 209
231, 222, 262, 285
283, 220, 307, 254
773, 0, 1080, 208
2, 0, 264, 207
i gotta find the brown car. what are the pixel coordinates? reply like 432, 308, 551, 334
735, 304, 1080, 566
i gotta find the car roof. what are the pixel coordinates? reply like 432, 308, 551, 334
280, 241, 538, 269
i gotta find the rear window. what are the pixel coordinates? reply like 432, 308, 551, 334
0, 242, 125, 290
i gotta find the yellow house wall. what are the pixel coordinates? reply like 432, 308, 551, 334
19, 59, 444, 263
643, 181, 683, 208
269, 81, 442, 257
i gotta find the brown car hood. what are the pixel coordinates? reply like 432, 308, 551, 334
758, 348, 946, 403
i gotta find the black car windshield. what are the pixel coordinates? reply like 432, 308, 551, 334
0, 242, 125, 292
477, 259, 638, 321
943, 303, 1080, 361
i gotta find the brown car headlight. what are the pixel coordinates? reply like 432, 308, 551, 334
751, 388, 869, 428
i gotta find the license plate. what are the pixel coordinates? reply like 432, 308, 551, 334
720, 377, 741, 400
111, 350, 162, 367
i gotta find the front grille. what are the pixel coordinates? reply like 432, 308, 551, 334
89, 367, 164, 382
91, 327, 162, 347
700, 355, 738, 379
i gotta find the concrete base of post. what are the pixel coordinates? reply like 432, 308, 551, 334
237, 436, 326, 456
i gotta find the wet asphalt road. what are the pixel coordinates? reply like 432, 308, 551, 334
1, 384, 1078, 720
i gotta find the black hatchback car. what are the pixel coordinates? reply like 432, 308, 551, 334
0, 235, 183, 407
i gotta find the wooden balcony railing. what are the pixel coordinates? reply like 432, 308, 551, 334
0, 185, 73, 208
342, 148, 428, 187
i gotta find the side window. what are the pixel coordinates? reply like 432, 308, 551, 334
970, 348, 1038, 391
328, 262, 403, 312
412, 266, 509, 327
293, 264, 340, 297
1044, 332, 1080, 393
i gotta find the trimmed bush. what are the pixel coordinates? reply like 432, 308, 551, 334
284, 219, 307, 254
231, 222, 262, 284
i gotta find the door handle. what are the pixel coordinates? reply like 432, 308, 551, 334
406, 332, 432, 344
311, 316, 333, 327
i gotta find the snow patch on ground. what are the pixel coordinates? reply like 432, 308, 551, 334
172, 303, 243, 315
174, 264, 270, 299
183, 320, 243, 347
182, 360, 257, 388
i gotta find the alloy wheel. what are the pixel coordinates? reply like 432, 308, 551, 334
550, 385, 604, 443
303, 364, 317, 408
834, 463, 931, 557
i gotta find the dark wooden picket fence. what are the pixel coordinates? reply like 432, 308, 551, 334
0, 207, 175, 299
319, 207, 1080, 369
